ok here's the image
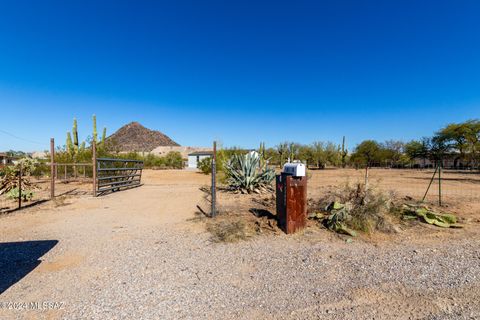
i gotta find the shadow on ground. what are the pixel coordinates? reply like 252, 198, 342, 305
0, 240, 58, 295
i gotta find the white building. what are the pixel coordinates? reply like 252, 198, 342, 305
0, 153, 15, 165
187, 151, 213, 169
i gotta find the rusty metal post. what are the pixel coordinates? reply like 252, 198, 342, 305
92, 140, 97, 197
276, 174, 307, 234
211, 141, 217, 217
18, 164, 22, 209
50, 138, 55, 199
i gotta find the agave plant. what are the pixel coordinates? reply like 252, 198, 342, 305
224, 152, 275, 193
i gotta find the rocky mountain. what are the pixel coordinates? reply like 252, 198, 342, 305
105, 122, 179, 152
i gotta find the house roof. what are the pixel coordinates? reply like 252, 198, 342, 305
188, 151, 214, 156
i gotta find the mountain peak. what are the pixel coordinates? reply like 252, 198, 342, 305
106, 122, 179, 152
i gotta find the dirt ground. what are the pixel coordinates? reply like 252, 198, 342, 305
0, 169, 479, 319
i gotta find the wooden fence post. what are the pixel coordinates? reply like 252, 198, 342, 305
92, 140, 97, 197
50, 138, 55, 199
18, 164, 22, 209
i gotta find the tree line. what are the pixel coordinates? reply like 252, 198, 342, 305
261, 119, 479, 169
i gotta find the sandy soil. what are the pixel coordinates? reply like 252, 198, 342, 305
0, 169, 479, 319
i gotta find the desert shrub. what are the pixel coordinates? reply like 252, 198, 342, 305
16, 157, 39, 174
143, 153, 163, 168
224, 152, 275, 193
0, 158, 38, 200
344, 184, 395, 233
313, 182, 398, 234
163, 151, 183, 169
198, 157, 212, 174
32, 161, 50, 177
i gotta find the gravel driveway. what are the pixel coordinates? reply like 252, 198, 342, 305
0, 170, 479, 319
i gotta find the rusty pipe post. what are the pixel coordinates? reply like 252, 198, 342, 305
50, 138, 55, 199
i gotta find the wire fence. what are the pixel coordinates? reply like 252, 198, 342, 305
0, 163, 93, 214
307, 168, 480, 206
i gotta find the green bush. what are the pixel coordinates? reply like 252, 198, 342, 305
198, 157, 212, 174
164, 152, 183, 169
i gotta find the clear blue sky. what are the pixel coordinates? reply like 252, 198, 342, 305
0, 0, 479, 152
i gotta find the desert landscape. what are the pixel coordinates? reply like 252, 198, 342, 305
1, 169, 479, 319
1, 2, 480, 319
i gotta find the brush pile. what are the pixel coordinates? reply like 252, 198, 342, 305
309, 183, 398, 235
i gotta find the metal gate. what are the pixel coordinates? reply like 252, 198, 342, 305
94, 158, 144, 196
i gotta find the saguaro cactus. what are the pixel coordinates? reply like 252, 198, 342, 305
341, 136, 348, 168
288, 142, 297, 162
92, 114, 98, 143
66, 132, 74, 155
73, 118, 79, 152
101, 127, 107, 146
259, 142, 266, 167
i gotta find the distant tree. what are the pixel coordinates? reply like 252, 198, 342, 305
429, 136, 450, 166
436, 120, 480, 168
297, 144, 314, 167
264, 147, 278, 166
350, 140, 382, 168
350, 140, 382, 189
436, 123, 468, 168
310, 141, 326, 168
464, 120, 480, 168
324, 142, 341, 167
5, 150, 26, 157
382, 140, 405, 167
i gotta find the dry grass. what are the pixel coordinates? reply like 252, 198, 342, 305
206, 216, 252, 242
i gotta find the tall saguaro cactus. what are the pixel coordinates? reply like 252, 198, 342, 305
66, 132, 74, 155
341, 136, 348, 168
101, 127, 107, 146
92, 114, 98, 144
73, 118, 79, 152
259, 142, 266, 167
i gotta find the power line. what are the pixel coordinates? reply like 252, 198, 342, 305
0, 129, 45, 146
